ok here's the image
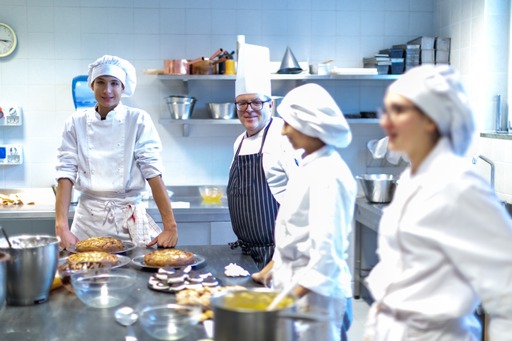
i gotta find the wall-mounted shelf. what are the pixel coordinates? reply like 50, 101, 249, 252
157, 74, 400, 82
159, 118, 380, 136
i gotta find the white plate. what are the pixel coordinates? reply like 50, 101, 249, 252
131, 253, 205, 270
59, 254, 131, 269
66, 241, 137, 254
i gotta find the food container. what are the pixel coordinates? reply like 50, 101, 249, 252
139, 303, 202, 340
208, 103, 236, 119
190, 60, 217, 75
0, 235, 59, 306
356, 174, 398, 203
199, 186, 224, 203
71, 268, 136, 309
165, 95, 196, 120
210, 288, 324, 341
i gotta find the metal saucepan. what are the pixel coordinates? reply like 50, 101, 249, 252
210, 288, 328, 341
164, 59, 189, 75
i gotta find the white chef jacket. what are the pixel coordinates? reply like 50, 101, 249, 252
55, 104, 164, 242
365, 138, 512, 340
232, 117, 298, 204
272, 145, 356, 341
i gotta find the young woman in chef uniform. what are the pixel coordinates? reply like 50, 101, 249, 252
253, 83, 356, 341
55, 55, 178, 249
364, 65, 512, 340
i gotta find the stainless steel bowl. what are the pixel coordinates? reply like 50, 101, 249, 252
356, 174, 398, 203
166, 95, 196, 120
208, 103, 236, 119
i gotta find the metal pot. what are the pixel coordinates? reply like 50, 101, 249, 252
0, 235, 60, 305
210, 288, 326, 341
163, 59, 189, 75
0, 251, 10, 311
208, 103, 236, 119
165, 95, 196, 120
356, 174, 398, 203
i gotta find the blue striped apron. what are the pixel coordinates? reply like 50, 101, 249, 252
227, 119, 279, 270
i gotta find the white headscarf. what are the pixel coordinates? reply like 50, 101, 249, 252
388, 64, 475, 156
277, 83, 352, 148
235, 43, 271, 98
88, 55, 137, 97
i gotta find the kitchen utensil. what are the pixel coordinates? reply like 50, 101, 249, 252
208, 103, 236, 120
190, 60, 217, 75
165, 95, 196, 120
115, 306, 139, 341
356, 174, 398, 203
71, 268, 136, 308
277, 47, 303, 74
0, 235, 60, 305
0, 225, 12, 248
164, 59, 189, 75
209, 48, 224, 60
138, 303, 202, 340
211, 288, 326, 341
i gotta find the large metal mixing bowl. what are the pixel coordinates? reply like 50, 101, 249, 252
166, 95, 196, 120
208, 103, 236, 119
356, 174, 398, 203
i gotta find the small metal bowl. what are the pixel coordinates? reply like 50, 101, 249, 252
356, 174, 398, 203
208, 103, 236, 119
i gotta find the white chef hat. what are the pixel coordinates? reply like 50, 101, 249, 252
388, 64, 475, 156
278, 83, 352, 148
235, 43, 271, 98
88, 55, 137, 97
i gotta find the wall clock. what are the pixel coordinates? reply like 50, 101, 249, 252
0, 23, 17, 58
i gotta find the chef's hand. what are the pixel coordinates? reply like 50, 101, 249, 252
57, 229, 79, 250
147, 229, 178, 248
252, 260, 274, 286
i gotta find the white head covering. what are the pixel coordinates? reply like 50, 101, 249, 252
278, 83, 352, 148
388, 64, 475, 156
88, 55, 137, 97
235, 43, 271, 98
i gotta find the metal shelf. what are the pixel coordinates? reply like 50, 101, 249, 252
157, 74, 400, 82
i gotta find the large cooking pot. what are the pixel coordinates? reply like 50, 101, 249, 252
210, 288, 326, 341
0, 251, 10, 311
0, 235, 60, 305
163, 59, 189, 75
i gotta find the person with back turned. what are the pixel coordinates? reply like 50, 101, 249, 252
227, 43, 298, 270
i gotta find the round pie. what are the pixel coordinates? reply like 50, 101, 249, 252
75, 236, 124, 252
143, 249, 195, 267
65, 251, 119, 270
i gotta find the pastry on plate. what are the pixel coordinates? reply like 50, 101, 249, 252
65, 251, 119, 270
75, 236, 124, 252
143, 248, 195, 267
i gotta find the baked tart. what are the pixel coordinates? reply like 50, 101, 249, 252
143, 249, 195, 267
65, 251, 119, 270
75, 236, 124, 252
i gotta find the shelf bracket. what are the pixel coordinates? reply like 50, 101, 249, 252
182, 124, 190, 137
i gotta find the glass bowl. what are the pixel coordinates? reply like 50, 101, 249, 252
139, 303, 202, 340
71, 268, 136, 308
199, 186, 224, 203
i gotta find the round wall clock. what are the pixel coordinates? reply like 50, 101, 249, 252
0, 22, 17, 58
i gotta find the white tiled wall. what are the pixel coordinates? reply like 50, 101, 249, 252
436, 0, 511, 201
1, 0, 435, 188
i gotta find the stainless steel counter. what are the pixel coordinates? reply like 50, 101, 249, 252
0, 244, 261, 341
0, 186, 229, 221
353, 197, 384, 301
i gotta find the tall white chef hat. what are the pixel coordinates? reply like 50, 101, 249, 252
278, 83, 352, 148
88, 55, 137, 97
388, 64, 475, 156
235, 43, 271, 98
